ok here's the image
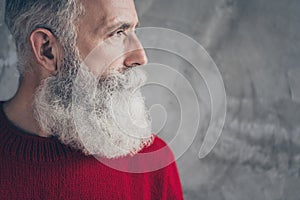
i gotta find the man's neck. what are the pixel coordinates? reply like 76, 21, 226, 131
3, 76, 51, 138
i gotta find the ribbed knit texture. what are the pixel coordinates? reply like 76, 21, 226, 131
0, 102, 183, 200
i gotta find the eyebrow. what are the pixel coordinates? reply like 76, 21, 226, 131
104, 21, 140, 34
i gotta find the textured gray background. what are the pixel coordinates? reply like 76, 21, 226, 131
1, 0, 300, 199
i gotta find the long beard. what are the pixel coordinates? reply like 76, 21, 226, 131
33, 49, 154, 159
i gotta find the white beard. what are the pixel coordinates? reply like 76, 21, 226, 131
33, 50, 154, 159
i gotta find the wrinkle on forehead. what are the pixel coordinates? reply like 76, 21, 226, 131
77, 0, 138, 58
81, 0, 138, 32
110, 0, 136, 9
81, 0, 136, 13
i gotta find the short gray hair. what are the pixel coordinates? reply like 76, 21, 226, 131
5, 0, 84, 74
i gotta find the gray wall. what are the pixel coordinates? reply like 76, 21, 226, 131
1, 0, 300, 199
138, 1, 300, 199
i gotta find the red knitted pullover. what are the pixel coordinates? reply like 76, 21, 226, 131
0, 103, 183, 200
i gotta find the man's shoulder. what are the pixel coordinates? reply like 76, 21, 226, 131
139, 135, 176, 165
141, 135, 169, 153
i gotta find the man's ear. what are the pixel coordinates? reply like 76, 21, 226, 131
29, 28, 62, 75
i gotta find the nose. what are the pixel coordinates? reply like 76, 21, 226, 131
124, 34, 148, 68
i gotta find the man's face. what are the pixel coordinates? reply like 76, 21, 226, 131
33, 0, 153, 159
76, 0, 147, 76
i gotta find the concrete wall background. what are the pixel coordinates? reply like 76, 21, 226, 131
1, 0, 300, 199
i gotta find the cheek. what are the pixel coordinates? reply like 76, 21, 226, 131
83, 41, 126, 76
107, 58, 125, 73
77, 36, 100, 61
99, 57, 126, 77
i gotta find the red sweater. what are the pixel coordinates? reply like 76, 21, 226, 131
0, 104, 183, 200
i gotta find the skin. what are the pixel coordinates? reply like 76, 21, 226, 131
3, 0, 148, 137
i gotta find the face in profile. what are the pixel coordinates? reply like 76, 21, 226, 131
33, 0, 154, 158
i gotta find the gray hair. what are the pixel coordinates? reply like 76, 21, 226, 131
5, 0, 84, 75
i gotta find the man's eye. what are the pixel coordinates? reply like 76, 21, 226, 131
113, 29, 126, 37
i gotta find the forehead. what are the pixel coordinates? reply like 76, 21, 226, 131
81, 0, 138, 26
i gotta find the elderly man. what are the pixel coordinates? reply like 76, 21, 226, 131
0, 0, 183, 199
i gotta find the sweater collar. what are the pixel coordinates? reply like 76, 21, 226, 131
0, 101, 82, 162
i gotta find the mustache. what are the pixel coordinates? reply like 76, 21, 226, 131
97, 68, 147, 91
